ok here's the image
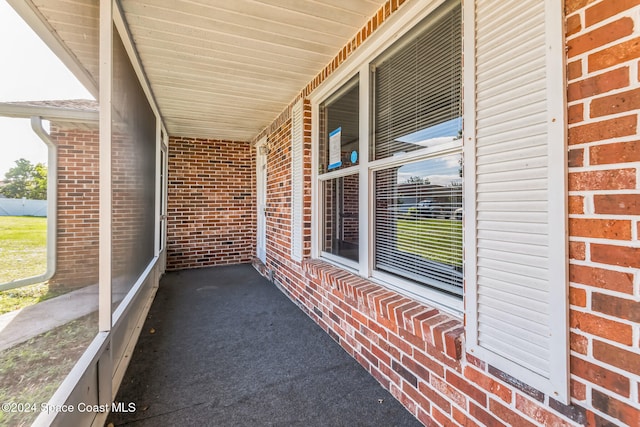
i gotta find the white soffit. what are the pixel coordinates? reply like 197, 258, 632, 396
13, 0, 383, 141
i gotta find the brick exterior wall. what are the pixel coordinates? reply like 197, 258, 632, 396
247, 1, 640, 426
166, 136, 255, 271
566, 1, 640, 425
47, 130, 256, 285
49, 125, 99, 289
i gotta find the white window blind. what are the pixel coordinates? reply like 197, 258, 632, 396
291, 99, 304, 261
464, 0, 568, 401
372, 0, 462, 161
372, 0, 463, 296
374, 155, 463, 295
318, 77, 359, 173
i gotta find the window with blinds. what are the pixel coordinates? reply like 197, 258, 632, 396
372, 0, 461, 161
319, 76, 359, 173
318, 75, 360, 264
371, 0, 463, 295
314, 0, 463, 305
374, 154, 463, 295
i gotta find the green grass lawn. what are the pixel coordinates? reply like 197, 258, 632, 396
0, 216, 47, 283
396, 218, 463, 267
0, 217, 96, 426
0, 216, 59, 315
0, 312, 98, 427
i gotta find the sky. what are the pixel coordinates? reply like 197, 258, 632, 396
0, 0, 93, 177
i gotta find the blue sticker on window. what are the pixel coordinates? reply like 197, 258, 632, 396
350, 150, 358, 164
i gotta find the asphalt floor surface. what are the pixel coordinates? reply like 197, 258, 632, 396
107, 264, 422, 427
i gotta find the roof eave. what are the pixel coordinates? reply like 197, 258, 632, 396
0, 102, 99, 124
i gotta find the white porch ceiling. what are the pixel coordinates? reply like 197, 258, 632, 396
11, 0, 383, 141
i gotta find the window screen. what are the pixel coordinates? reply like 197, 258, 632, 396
372, 0, 462, 160
111, 26, 157, 311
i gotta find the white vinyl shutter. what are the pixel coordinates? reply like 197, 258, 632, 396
291, 99, 304, 261
464, 0, 568, 401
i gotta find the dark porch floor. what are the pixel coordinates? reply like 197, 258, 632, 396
107, 264, 421, 426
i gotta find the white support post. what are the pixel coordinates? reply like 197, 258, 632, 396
154, 118, 161, 258
358, 65, 370, 278
97, 0, 114, 410
98, 0, 113, 333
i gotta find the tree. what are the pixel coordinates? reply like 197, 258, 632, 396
31, 163, 48, 200
0, 158, 48, 200
406, 176, 430, 185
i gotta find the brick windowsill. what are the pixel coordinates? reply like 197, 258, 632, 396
302, 259, 464, 361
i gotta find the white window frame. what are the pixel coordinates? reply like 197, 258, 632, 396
310, 0, 464, 316
317, 165, 361, 272
316, 74, 361, 270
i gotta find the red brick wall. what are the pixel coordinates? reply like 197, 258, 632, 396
49, 125, 99, 289
566, 1, 640, 425
166, 136, 255, 270
250, 1, 639, 426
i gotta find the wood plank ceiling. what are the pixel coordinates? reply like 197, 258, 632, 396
19, 0, 383, 141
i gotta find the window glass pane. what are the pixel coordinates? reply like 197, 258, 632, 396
372, 0, 461, 160
374, 154, 463, 295
322, 174, 359, 262
319, 76, 359, 173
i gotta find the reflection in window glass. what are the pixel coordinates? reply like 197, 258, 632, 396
322, 174, 359, 262
374, 154, 463, 295
318, 76, 359, 173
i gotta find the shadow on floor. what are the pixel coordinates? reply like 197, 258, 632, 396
107, 264, 421, 426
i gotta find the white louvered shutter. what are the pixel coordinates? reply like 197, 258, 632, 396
464, 0, 568, 401
291, 99, 304, 261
